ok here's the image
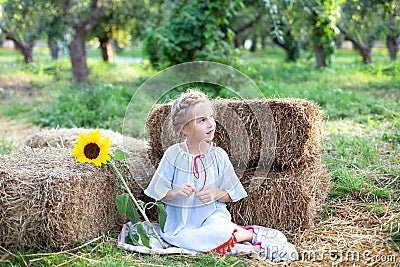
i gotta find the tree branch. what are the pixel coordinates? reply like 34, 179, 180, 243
233, 13, 263, 35
5, 34, 24, 50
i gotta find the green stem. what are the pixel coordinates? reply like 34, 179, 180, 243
109, 160, 167, 249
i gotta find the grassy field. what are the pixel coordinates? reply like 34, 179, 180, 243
0, 46, 399, 266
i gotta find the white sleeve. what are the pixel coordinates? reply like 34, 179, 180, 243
144, 152, 175, 201
217, 148, 248, 202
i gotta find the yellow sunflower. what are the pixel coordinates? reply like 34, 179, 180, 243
71, 130, 111, 167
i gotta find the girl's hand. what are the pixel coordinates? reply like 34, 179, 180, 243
173, 183, 196, 198
195, 187, 223, 204
162, 183, 195, 201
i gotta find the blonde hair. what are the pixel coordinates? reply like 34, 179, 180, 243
170, 89, 211, 135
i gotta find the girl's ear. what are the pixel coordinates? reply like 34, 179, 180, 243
181, 125, 188, 136
181, 123, 191, 136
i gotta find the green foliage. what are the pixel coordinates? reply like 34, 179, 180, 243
136, 223, 151, 248
144, 0, 236, 69
113, 149, 130, 161
127, 224, 140, 246
32, 83, 133, 132
156, 202, 167, 232
337, 0, 397, 63
304, 0, 342, 66
0, 138, 17, 155
116, 194, 130, 216
264, 0, 304, 62
0, 0, 43, 41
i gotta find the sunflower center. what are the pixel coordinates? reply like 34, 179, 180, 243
84, 143, 101, 159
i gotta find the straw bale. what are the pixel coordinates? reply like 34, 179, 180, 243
24, 128, 146, 154
146, 98, 322, 170
228, 160, 331, 232
0, 146, 149, 250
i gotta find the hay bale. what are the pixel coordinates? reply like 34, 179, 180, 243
227, 160, 331, 232
0, 146, 150, 249
146, 98, 322, 170
24, 128, 146, 154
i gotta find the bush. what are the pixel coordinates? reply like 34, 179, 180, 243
143, 0, 236, 69
33, 84, 133, 132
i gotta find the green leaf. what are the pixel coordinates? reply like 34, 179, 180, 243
127, 225, 140, 246
113, 149, 130, 161
116, 194, 129, 216
126, 200, 140, 225
156, 202, 167, 232
137, 223, 151, 248
137, 200, 145, 207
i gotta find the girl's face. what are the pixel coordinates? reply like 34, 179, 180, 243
182, 101, 216, 142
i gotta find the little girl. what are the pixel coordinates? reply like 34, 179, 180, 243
144, 89, 297, 261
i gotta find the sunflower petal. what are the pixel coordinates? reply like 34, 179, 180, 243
79, 132, 90, 143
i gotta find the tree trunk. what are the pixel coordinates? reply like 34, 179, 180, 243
68, 0, 106, 82
313, 40, 326, 67
99, 36, 113, 62
21, 46, 34, 63
7, 36, 34, 63
386, 35, 398, 61
351, 40, 372, 64
112, 39, 121, 54
260, 34, 267, 49
385, 13, 398, 61
48, 37, 59, 60
233, 33, 243, 48
272, 31, 300, 62
250, 35, 257, 52
70, 31, 89, 82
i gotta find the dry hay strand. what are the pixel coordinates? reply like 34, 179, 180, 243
24, 128, 146, 154
0, 146, 149, 250
146, 98, 322, 170
243, 200, 400, 267
228, 160, 331, 232
290, 200, 400, 266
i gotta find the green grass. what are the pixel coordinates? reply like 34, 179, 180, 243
0, 45, 399, 265
0, 137, 18, 155
2, 231, 250, 266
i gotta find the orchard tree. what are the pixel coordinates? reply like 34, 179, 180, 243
338, 0, 392, 64
90, 0, 134, 62
90, 0, 164, 62
383, 1, 399, 61
265, 0, 306, 62
233, 0, 341, 65
302, 0, 341, 67
42, 1, 69, 60
63, 0, 107, 82
231, 1, 264, 49
0, 0, 46, 63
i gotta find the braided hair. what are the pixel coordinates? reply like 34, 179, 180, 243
170, 89, 211, 136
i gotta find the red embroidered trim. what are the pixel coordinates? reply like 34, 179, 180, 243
206, 229, 238, 256
192, 154, 206, 192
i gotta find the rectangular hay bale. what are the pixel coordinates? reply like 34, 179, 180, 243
146, 98, 323, 170
228, 160, 331, 232
0, 146, 147, 249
